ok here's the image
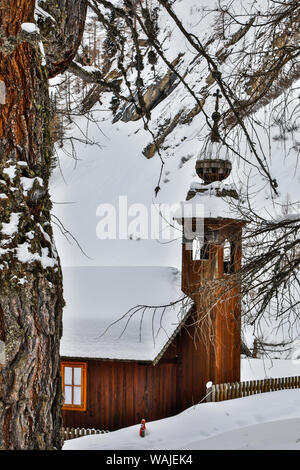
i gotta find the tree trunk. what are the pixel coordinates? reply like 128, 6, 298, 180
0, 1, 64, 449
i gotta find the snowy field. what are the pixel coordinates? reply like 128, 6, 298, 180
63, 389, 300, 450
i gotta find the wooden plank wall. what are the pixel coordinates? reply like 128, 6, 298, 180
62, 352, 178, 430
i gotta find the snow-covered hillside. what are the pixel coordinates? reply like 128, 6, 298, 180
50, 0, 300, 268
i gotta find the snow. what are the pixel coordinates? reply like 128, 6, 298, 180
16, 242, 57, 268
173, 181, 243, 221
60, 266, 188, 362
277, 213, 300, 222
39, 41, 46, 66
38, 224, 51, 244
81, 65, 100, 73
20, 176, 43, 193
20, 22, 45, 64
1, 213, 20, 236
48, 0, 300, 361
173, 192, 240, 220
242, 309, 300, 360
241, 358, 300, 381
21, 23, 39, 34
63, 389, 300, 450
0, 194, 7, 199
73, 62, 99, 73
3, 165, 16, 180
189, 181, 236, 192
173, 196, 205, 220
26, 231, 34, 240
49, 0, 300, 271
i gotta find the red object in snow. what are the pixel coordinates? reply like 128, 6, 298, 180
139, 419, 146, 437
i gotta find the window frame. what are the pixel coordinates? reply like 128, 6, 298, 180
61, 361, 87, 411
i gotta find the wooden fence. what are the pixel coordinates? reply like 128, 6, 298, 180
62, 427, 110, 441
206, 375, 300, 402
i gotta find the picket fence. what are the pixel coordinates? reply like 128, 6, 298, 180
62, 427, 109, 441
206, 375, 300, 402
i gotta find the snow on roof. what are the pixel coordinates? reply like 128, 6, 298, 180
60, 266, 189, 362
173, 192, 238, 220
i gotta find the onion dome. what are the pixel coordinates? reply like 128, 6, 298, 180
195, 89, 232, 184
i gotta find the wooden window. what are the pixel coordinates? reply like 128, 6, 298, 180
61, 361, 87, 411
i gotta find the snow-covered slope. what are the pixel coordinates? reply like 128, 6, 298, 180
63, 389, 300, 450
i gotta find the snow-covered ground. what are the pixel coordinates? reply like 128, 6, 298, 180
241, 358, 300, 381
63, 389, 300, 450
62, 358, 300, 450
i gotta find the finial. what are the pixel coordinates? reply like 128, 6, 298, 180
211, 89, 222, 143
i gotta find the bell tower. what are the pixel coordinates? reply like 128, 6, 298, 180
174, 91, 245, 386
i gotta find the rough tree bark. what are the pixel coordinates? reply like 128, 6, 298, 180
0, 0, 87, 450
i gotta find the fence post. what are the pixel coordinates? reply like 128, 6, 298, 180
229, 383, 232, 399
211, 384, 216, 402
220, 383, 224, 401
215, 384, 219, 402
232, 382, 236, 399
224, 383, 228, 401
206, 382, 213, 402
